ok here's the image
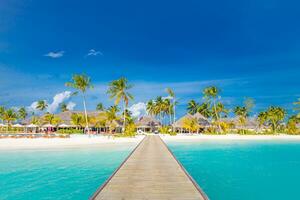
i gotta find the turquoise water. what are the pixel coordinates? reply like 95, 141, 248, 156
168, 140, 300, 200
0, 145, 134, 200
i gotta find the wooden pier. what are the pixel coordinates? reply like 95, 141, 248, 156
90, 135, 208, 200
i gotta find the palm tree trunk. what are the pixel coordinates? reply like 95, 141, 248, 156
173, 100, 176, 124
213, 99, 221, 133
82, 94, 89, 134
123, 101, 126, 133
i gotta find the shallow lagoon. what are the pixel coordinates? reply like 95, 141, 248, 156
2, 139, 300, 200
168, 140, 300, 200
0, 145, 135, 200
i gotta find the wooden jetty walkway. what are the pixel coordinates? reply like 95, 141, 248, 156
91, 135, 208, 200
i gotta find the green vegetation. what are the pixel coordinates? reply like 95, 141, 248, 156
147, 90, 174, 126
43, 113, 62, 125
18, 107, 27, 120
66, 74, 93, 132
96, 103, 105, 111
158, 126, 177, 136
1, 74, 299, 136
56, 128, 83, 134
234, 98, 254, 134
2, 109, 18, 130
36, 100, 48, 111
60, 103, 69, 112
257, 106, 286, 133
107, 77, 133, 132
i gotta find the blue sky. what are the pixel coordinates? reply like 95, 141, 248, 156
0, 0, 299, 117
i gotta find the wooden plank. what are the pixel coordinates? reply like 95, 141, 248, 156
90, 135, 208, 200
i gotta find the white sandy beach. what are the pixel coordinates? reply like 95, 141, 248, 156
0, 135, 145, 150
2, 134, 300, 150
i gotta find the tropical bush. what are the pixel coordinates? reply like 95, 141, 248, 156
56, 129, 84, 134
123, 123, 137, 137
158, 126, 176, 135
286, 115, 300, 134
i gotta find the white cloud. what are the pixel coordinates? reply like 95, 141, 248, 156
128, 102, 147, 118
47, 91, 72, 113
44, 51, 64, 58
66, 101, 76, 110
86, 49, 103, 57
27, 101, 42, 114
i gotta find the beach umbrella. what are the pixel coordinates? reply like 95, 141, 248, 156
58, 123, 71, 128
12, 124, 24, 128
42, 124, 55, 128
26, 124, 39, 128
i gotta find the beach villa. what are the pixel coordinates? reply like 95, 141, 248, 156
172, 113, 210, 133
135, 115, 161, 133
20, 111, 124, 134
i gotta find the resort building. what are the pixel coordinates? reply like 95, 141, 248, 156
135, 115, 161, 133
21, 111, 123, 134
172, 113, 210, 133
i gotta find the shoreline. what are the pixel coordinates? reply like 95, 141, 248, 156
0, 135, 145, 150
2, 134, 300, 150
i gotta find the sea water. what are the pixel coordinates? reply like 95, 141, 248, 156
167, 140, 300, 200
0, 144, 135, 200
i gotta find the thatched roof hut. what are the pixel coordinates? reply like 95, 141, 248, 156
220, 117, 260, 130
173, 113, 210, 128
55, 111, 104, 125
136, 116, 161, 128
21, 111, 106, 126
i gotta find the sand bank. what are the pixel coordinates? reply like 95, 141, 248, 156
0, 135, 144, 150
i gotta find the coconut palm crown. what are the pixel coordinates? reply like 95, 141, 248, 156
36, 100, 48, 111
65, 74, 93, 132
107, 77, 133, 132
18, 107, 27, 120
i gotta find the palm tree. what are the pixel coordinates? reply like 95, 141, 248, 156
257, 111, 268, 128
197, 103, 211, 118
166, 88, 176, 124
66, 74, 93, 133
105, 105, 120, 133
96, 103, 105, 111
0, 106, 5, 123
122, 109, 134, 125
36, 100, 48, 111
43, 113, 61, 125
3, 109, 18, 130
155, 96, 164, 124
234, 98, 254, 133
287, 115, 299, 134
215, 102, 229, 118
266, 106, 286, 133
31, 116, 40, 125
60, 103, 69, 112
187, 100, 199, 115
107, 77, 133, 132
203, 86, 221, 132
146, 100, 156, 116
182, 117, 200, 133
71, 113, 84, 130
234, 106, 247, 133
18, 107, 27, 121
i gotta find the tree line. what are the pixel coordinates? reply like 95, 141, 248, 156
0, 74, 300, 134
